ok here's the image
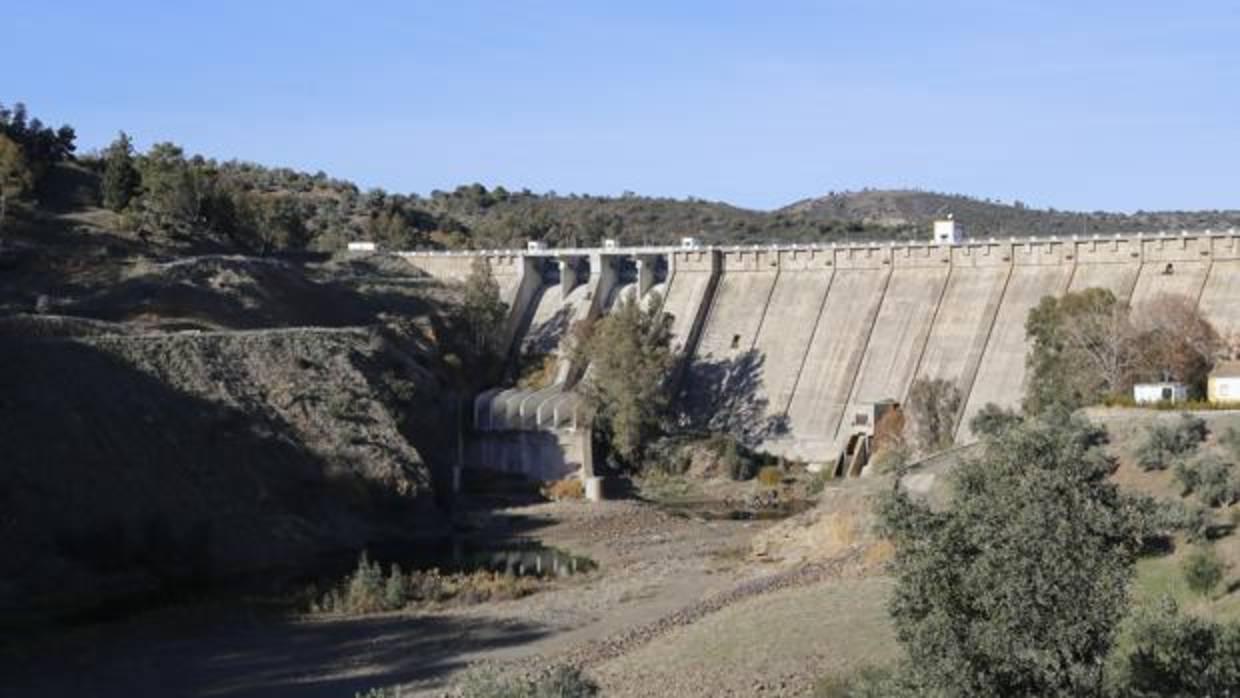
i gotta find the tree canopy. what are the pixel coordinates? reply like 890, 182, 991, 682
101, 132, 140, 212
876, 414, 1147, 697
574, 295, 675, 464
1025, 288, 1221, 413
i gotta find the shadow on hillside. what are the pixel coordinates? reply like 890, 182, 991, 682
0, 611, 547, 698
0, 337, 542, 624
678, 349, 789, 447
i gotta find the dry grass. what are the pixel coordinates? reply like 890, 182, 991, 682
543, 478, 585, 501
593, 577, 899, 697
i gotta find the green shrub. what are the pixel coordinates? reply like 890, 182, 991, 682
807, 468, 832, 495
757, 465, 783, 487
813, 665, 916, 698
704, 433, 756, 480
1221, 426, 1240, 461
1118, 600, 1240, 695
455, 666, 598, 698
1149, 500, 1212, 543
1175, 454, 1239, 507
643, 436, 691, 477
345, 551, 387, 614
870, 445, 910, 476
312, 554, 540, 615
1194, 456, 1239, 508
1182, 546, 1225, 596
1173, 460, 1200, 496
384, 563, 408, 609
968, 403, 1022, 439
1134, 414, 1208, 471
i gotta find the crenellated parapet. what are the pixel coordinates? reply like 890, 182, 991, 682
393, 228, 1240, 273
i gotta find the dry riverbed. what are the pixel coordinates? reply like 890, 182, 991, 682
1, 488, 895, 697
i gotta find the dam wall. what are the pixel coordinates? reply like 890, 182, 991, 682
400, 230, 1240, 473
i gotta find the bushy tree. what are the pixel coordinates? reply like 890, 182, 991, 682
455, 665, 599, 698
1131, 293, 1221, 394
0, 101, 75, 191
101, 131, 140, 212
969, 402, 1022, 438
460, 256, 509, 359
1220, 426, 1240, 462
575, 295, 675, 464
1120, 600, 1240, 696
1134, 414, 1207, 471
1182, 545, 1226, 596
1174, 454, 1239, 507
876, 414, 1145, 697
0, 133, 32, 232
1025, 288, 1137, 413
136, 142, 205, 234
904, 377, 962, 454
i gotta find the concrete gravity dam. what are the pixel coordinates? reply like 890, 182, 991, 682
400, 230, 1240, 478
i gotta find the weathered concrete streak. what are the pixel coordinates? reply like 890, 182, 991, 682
837, 262, 951, 442
1068, 264, 1140, 301
912, 264, 1010, 402
959, 264, 1073, 438
520, 282, 571, 355
1129, 261, 1211, 308
781, 267, 890, 458
691, 252, 780, 362
751, 266, 833, 418
1198, 260, 1240, 337
661, 254, 719, 352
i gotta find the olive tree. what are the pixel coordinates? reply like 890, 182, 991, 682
875, 414, 1146, 697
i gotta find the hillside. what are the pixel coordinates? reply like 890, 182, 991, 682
0, 324, 456, 620
783, 189, 1240, 239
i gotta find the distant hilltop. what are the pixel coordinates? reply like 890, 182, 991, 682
779, 189, 1240, 239
6, 100, 1240, 257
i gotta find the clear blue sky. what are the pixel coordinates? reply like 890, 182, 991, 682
9, 1, 1239, 211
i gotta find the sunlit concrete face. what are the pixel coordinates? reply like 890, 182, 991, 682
404, 231, 1240, 474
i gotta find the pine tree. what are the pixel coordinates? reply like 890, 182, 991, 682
101, 131, 140, 212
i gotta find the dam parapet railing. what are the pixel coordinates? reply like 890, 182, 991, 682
391, 228, 1240, 261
